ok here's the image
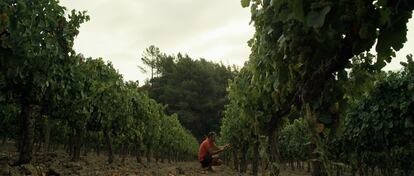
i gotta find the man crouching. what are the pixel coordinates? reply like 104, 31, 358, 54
198, 132, 230, 172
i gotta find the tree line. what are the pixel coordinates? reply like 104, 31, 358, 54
139, 45, 236, 140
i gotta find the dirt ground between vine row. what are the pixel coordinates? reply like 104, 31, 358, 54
1, 143, 311, 176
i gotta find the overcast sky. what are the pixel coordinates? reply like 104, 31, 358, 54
59, 0, 413, 84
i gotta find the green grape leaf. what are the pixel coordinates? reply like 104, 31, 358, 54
288, 0, 305, 22
306, 6, 331, 28
318, 113, 332, 125
241, 0, 250, 8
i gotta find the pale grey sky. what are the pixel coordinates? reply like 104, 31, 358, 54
59, 0, 413, 84
59, 0, 254, 84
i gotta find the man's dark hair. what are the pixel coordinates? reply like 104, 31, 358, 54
207, 132, 216, 138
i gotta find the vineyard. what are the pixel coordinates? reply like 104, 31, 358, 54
0, 0, 198, 174
1, 0, 414, 176
219, 0, 414, 176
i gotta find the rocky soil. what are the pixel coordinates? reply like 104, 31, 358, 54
0, 143, 312, 176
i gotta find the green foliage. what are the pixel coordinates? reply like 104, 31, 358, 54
342, 57, 414, 172
0, 103, 19, 140
279, 119, 310, 162
220, 64, 264, 146
139, 45, 162, 79
243, 0, 413, 126
221, 0, 413, 175
0, 0, 89, 105
219, 63, 283, 174
241, 0, 250, 8
142, 48, 236, 139
0, 0, 89, 163
0, 0, 198, 163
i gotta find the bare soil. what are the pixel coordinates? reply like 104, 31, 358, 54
1, 143, 311, 176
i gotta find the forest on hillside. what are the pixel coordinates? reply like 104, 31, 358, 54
138, 46, 236, 140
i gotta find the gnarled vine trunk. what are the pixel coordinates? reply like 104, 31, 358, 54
239, 142, 248, 173
146, 147, 152, 163
135, 146, 142, 163
104, 129, 114, 163
309, 136, 326, 176
305, 105, 328, 176
121, 143, 128, 164
72, 128, 83, 161
268, 127, 281, 176
252, 140, 260, 176
18, 104, 35, 164
232, 149, 239, 171
43, 117, 53, 153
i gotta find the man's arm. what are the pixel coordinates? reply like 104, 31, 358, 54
208, 144, 230, 155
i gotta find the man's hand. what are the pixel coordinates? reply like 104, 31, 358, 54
219, 146, 225, 151
220, 144, 231, 151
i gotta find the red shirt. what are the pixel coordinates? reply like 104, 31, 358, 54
198, 138, 214, 161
